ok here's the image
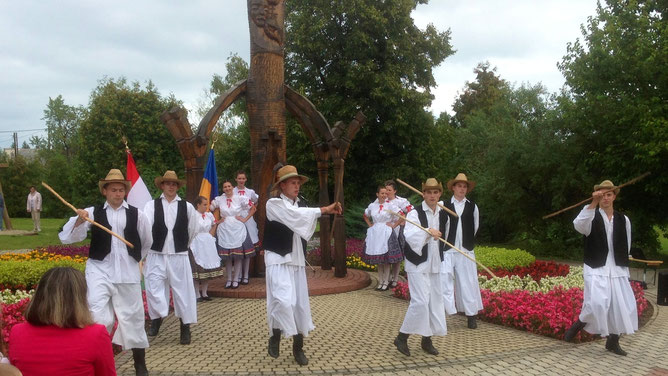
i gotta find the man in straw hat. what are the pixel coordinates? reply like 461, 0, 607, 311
394, 178, 448, 357
59, 168, 152, 376
263, 165, 341, 366
143, 170, 199, 345
564, 180, 636, 355
440, 172, 483, 329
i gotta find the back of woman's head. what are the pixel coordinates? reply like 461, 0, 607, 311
24, 267, 93, 328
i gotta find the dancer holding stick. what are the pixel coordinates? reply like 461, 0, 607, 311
57, 169, 152, 376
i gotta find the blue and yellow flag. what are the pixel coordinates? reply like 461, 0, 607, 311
198, 149, 218, 211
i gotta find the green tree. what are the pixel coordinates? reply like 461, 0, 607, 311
74, 78, 183, 206
558, 0, 667, 253
451, 62, 510, 128
42, 95, 85, 161
284, 0, 455, 203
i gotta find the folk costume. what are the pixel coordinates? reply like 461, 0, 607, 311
440, 173, 483, 328
565, 180, 636, 355
234, 185, 260, 285
386, 194, 413, 287
394, 178, 447, 357
363, 198, 402, 290
143, 171, 199, 345
210, 192, 255, 288
264, 165, 335, 366
189, 210, 223, 300
59, 168, 151, 375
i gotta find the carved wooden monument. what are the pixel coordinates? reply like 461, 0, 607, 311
160, 0, 364, 277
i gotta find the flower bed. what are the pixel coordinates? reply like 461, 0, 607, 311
475, 246, 535, 271
0, 260, 86, 290
392, 258, 649, 342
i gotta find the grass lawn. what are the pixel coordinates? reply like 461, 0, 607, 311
0, 217, 89, 251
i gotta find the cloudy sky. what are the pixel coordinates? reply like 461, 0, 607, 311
0, 0, 598, 148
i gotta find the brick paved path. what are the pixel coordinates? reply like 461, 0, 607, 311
115, 270, 668, 376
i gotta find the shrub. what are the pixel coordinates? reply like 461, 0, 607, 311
475, 246, 535, 271
0, 260, 86, 290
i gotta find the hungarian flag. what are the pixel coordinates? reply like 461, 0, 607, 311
198, 149, 218, 211
126, 150, 152, 209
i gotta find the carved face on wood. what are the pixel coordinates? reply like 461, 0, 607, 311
248, 0, 284, 50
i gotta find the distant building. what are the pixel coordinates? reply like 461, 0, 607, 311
3, 148, 39, 161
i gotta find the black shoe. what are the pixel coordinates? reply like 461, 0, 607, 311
225, 281, 232, 289
394, 332, 410, 356
421, 336, 439, 355
268, 328, 281, 358
202, 296, 212, 301
389, 281, 398, 288
147, 318, 162, 336
231, 282, 239, 289
380, 284, 389, 291
292, 334, 309, 366
132, 348, 148, 376
605, 334, 627, 356
467, 315, 477, 329
564, 319, 586, 342
196, 297, 204, 303
179, 319, 191, 345
241, 278, 249, 285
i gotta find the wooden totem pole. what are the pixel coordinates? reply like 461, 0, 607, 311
161, 0, 364, 277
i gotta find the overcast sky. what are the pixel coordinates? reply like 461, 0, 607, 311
0, 0, 598, 148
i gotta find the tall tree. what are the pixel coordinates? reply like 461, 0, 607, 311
558, 0, 667, 252
41, 95, 85, 161
284, 0, 455, 200
74, 78, 183, 206
451, 62, 509, 128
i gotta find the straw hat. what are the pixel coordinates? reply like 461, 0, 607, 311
154, 170, 186, 189
447, 173, 476, 192
272, 165, 309, 191
421, 178, 443, 192
594, 179, 619, 195
98, 169, 131, 194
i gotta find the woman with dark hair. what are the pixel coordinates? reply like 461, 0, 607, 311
210, 180, 256, 289
9, 267, 116, 376
189, 196, 223, 301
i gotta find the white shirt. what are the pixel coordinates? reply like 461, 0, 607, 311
59, 200, 152, 283
264, 194, 321, 267
447, 196, 479, 253
403, 201, 446, 273
143, 194, 199, 255
386, 195, 413, 214
233, 186, 259, 217
26, 191, 42, 211
573, 206, 632, 277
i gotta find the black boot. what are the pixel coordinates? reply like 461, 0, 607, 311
132, 348, 148, 376
467, 315, 477, 329
564, 319, 585, 342
605, 334, 627, 356
147, 317, 162, 337
292, 334, 309, 366
421, 336, 439, 355
268, 328, 281, 358
179, 319, 191, 345
394, 332, 410, 356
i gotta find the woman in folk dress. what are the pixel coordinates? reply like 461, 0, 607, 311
363, 185, 402, 291
210, 181, 257, 289
189, 196, 223, 301
233, 170, 259, 285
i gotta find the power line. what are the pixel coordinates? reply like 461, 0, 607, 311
0, 128, 47, 134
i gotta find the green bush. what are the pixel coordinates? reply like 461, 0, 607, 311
0, 260, 86, 290
475, 246, 535, 271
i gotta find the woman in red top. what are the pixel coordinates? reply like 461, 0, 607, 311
9, 267, 117, 376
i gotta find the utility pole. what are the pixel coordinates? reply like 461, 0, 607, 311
13, 132, 18, 159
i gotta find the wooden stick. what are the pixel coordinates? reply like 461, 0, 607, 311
542, 172, 651, 219
396, 178, 458, 218
386, 210, 497, 278
41, 182, 135, 248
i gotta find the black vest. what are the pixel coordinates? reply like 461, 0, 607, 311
583, 210, 629, 268
445, 199, 476, 250
263, 198, 309, 257
89, 204, 142, 262
151, 199, 189, 253
403, 205, 448, 266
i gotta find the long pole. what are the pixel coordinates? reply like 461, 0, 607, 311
41, 182, 135, 248
396, 178, 458, 218
387, 210, 497, 278
542, 172, 651, 219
